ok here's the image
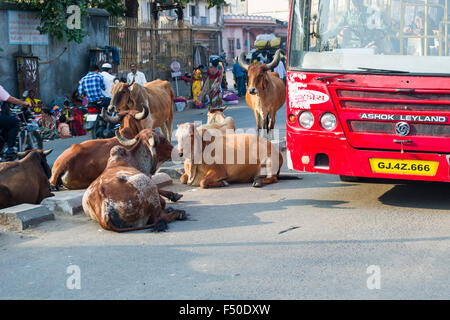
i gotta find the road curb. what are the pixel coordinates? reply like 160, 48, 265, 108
0, 204, 55, 231
41, 191, 85, 216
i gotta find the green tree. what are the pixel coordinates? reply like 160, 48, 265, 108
9, 0, 124, 43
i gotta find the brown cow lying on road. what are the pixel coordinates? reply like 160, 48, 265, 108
49, 129, 182, 203
239, 49, 286, 139
108, 80, 174, 141
201, 107, 236, 134
0, 149, 53, 209
82, 145, 186, 233
176, 122, 283, 188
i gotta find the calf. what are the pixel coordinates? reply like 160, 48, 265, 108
0, 150, 53, 209
176, 122, 283, 188
82, 145, 186, 233
200, 107, 236, 134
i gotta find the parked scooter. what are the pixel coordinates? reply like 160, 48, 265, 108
83, 100, 118, 139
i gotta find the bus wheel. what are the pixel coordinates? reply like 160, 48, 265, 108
339, 175, 361, 182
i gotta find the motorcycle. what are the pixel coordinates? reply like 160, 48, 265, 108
0, 105, 43, 162
83, 100, 118, 139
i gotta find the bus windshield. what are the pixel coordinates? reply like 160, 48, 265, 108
289, 0, 450, 74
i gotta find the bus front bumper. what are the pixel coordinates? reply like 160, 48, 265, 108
287, 132, 450, 182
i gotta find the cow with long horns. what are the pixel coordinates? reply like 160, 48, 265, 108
239, 49, 286, 139
107, 79, 174, 142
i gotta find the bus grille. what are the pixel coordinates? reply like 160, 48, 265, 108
349, 121, 450, 137
337, 90, 450, 112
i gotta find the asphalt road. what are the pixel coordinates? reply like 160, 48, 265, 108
0, 100, 449, 299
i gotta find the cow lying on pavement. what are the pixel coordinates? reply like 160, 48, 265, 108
50, 129, 182, 202
201, 107, 236, 134
176, 122, 283, 188
0, 149, 53, 209
82, 145, 187, 233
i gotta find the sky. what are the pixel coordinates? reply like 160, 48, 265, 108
226, 0, 291, 21
248, 0, 291, 21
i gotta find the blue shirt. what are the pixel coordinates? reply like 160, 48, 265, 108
232, 61, 245, 78
78, 72, 106, 102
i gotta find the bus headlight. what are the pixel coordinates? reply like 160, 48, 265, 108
320, 112, 337, 131
299, 111, 314, 129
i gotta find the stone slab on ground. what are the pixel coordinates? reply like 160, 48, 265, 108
0, 204, 54, 231
152, 172, 173, 188
157, 165, 184, 180
41, 191, 85, 216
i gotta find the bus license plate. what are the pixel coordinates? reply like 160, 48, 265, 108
369, 158, 439, 176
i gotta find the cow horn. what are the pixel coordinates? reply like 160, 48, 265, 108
265, 49, 281, 70
17, 152, 27, 159
238, 52, 249, 71
101, 108, 120, 123
43, 149, 53, 156
115, 130, 138, 147
134, 104, 149, 121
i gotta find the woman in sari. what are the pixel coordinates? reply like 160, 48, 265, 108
192, 66, 203, 107
39, 109, 58, 140
199, 60, 223, 108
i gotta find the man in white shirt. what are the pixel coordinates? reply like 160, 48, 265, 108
100, 63, 115, 98
274, 60, 287, 85
127, 63, 147, 86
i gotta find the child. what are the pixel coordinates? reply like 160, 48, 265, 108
39, 108, 58, 140
58, 115, 72, 139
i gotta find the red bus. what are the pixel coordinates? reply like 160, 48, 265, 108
286, 0, 450, 182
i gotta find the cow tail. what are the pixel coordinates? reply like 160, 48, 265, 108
168, 86, 175, 139
0, 184, 12, 209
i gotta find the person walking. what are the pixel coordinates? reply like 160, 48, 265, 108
199, 58, 223, 109
127, 63, 147, 86
273, 59, 287, 86
192, 65, 203, 107
100, 63, 115, 98
232, 57, 247, 97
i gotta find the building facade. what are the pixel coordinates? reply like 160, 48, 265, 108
137, 0, 224, 68
222, 14, 288, 65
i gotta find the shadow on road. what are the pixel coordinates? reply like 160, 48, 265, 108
378, 181, 450, 210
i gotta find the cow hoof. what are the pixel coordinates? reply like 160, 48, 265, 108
163, 207, 175, 214
50, 184, 59, 192
152, 219, 168, 233
252, 180, 263, 188
170, 193, 183, 203
176, 210, 188, 221
220, 180, 229, 187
